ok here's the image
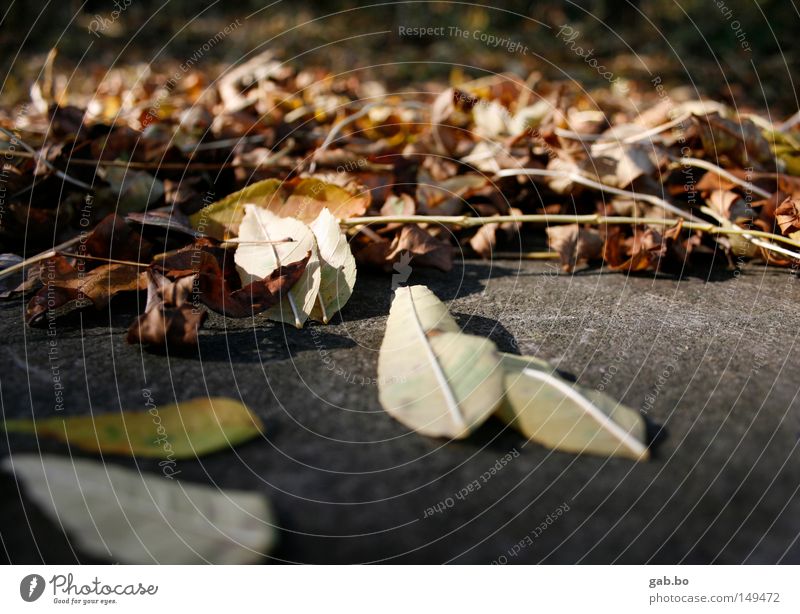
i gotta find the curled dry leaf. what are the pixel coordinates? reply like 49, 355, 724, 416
189, 177, 370, 240
3, 396, 263, 458
84, 213, 154, 263
696, 113, 774, 169
309, 208, 357, 323
602, 221, 686, 273
775, 197, 800, 236
153, 239, 310, 319
375, 285, 652, 460
469, 207, 522, 258
235, 205, 321, 328
27, 257, 146, 326
496, 354, 649, 461
4, 455, 276, 564
588, 141, 660, 189
126, 270, 206, 350
100, 166, 165, 214
377, 285, 505, 439
387, 224, 453, 272
546, 224, 604, 272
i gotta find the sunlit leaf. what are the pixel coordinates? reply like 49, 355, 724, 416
3, 397, 263, 458
309, 207, 356, 323
189, 177, 370, 240
378, 285, 504, 438
235, 205, 321, 328
496, 353, 649, 461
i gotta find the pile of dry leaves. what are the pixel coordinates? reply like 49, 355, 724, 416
4, 50, 800, 350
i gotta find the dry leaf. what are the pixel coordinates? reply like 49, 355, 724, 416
189, 177, 370, 240
4, 455, 276, 564
775, 197, 800, 236
126, 270, 206, 350
3, 397, 263, 458
546, 225, 603, 272
387, 224, 453, 272
496, 353, 649, 461
309, 207, 357, 323
27, 257, 146, 326
235, 205, 321, 328
377, 285, 504, 438
153, 240, 309, 319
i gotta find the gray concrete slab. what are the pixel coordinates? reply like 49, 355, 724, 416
1, 259, 799, 563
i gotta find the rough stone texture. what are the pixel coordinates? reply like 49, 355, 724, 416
1, 259, 799, 563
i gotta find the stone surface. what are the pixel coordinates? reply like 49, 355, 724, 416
1, 259, 799, 563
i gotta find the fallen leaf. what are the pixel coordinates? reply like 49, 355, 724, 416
126, 270, 206, 350
3, 455, 276, 563
603, 222, 686, 273
496, 353, 649, 461
546, 224, 603, 272
469, 207, 522, 258
588, 140, 660, 189
696, 113, 774, 169
377, 285, 504, 438
27, 257, 145, 326
387, 224, 453, 272
235, 205, 321, 327
101, 166, 165, 214
154, 240, 309, 318
83, 214, 154, 264
3, 396, 263, 458
775, 197, 800, 236
309, 208, 357, 323
189, 177, 370, 240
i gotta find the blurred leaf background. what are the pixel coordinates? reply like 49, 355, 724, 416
1, 0, 797, 110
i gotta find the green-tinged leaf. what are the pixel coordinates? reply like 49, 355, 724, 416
3, 397, 263, 459
3, 455, 276, 563
378, 285, 504, 438
234, 204, 321, 328
189, 179, 283, 240
189, 177, 370, 240
309, 207, 357, 323
497, 353, 649, 461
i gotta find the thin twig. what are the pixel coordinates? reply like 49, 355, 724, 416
59, 253, 148, 267
674, 156, 772, 199
1, 148, 392, 173
340, 213, 800, 255
493, 168, 694, 220
699, 205, 799, 261
555, 112, 691, 149
0, 236, 82, 281
0, 127, 94, 191
491, 251, 559, 260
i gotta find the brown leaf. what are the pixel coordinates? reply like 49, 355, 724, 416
696, 114, 773, 169
468, 206, 522, 258
26, 257, 146, 326
84, 214, 154, 264
546, 225, 603, 272
707, 189, 744, 220
386, 225, 453, 272
126, 270, 206, 350
154, 241, 309, 318
775, 197, 800, 236
603, 221, 686, 273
